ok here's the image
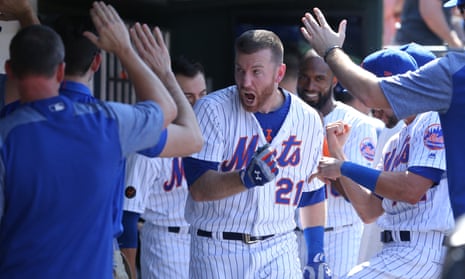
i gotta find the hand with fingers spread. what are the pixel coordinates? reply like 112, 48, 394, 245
0, 0, 39, 26
84, 1, 132, 57
300, 8, 347, 57
84, 1, 177, 128
130, 24, 172, 78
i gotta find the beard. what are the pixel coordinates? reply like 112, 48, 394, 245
298, 86, 332, 111
239, 80, 277, 113
385, 114, 400, 129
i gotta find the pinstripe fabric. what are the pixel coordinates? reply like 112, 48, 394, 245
185, 86, 323, 278
323, 102, 378, 278
344, 111, 454, 278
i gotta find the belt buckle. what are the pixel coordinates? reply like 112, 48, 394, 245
242, 234, 258, 244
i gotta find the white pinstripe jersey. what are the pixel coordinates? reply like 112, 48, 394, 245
377, 111, 454, 232
185, 86, 324, 235
123, 153, 189, 227
324, 102, 378, 227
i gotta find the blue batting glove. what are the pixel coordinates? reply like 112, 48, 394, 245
240, 144, 278, 189
303, 253, 332, 279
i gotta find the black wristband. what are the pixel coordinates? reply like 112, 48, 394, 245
323, 45, 341, 62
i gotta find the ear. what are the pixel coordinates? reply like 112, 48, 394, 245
332, 76, 338, 86
90, 52, 102, 72
275, 63, 286, 84
4, 60, 14, 79
56, 62, 66, 83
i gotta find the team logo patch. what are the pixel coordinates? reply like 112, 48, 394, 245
423, 124, 444, 150
125, 186, 137, 199
359, 137, 375, 161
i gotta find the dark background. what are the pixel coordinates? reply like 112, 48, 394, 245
38, 0, 382, 93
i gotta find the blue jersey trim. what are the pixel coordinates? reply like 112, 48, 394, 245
183, 157, 219, 187
298, 187, 326, 207
118, 211, 141, 248
408, 166, 444, 185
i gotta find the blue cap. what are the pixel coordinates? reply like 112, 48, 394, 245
361, 48, 418, 78
398, 43, 436, 67
444, 0, 465, 7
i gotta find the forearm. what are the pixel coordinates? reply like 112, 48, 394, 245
325, 48, 390, 109
419, 0, 463, 48
157, 72, 203, 157
118, 48, 177, 128
338, 176, 383, 223
120, 248, 137, 279
189, 170, 247, 201
341, 162, 432, 204
16, 8, 39, 27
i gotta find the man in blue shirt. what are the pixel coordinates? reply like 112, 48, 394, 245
0, 2, 187, 279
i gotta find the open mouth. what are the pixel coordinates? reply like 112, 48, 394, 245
243, 92, 255, 104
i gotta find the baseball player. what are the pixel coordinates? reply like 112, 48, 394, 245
120, 56, 207, 279
315, 48, 454, 278
357, 43, 438, 264
300, 4, 465, 220
297, 49, 378, 278
183, 29, 330, 279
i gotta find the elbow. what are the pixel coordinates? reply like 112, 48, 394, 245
191, 134, 204, 154
358, 213, 378, 224
404, 190, 426, 205
166, 107, 178, 126
189, 186, 208, 202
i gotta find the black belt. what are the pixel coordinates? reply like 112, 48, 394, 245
197, 229, 274, 244
324, 223, 353, 232
380, 230, 410, 243
168, 226, 181, 233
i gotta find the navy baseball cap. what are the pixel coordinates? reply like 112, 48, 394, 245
398, 43, 436, 67
361, 48, 418, 77
444, 0, 465, 7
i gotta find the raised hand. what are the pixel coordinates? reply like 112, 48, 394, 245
240, 144, 279, 189
0, 0, 39, 26
300, 8, 346, 57
84, 1, 131, 57
130, 24, 171, 77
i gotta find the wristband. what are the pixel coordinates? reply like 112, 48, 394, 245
323, 45, 342, 62
303, 226, 325, 264
239, 169, 255, 189
340, 161, 381, 192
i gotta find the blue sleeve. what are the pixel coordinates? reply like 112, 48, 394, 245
137, 129, 167, 158
117, 210, 141, 249
408, 166, 444, 185
183, 157, 219, 187
108, 101, 165, 157
298, 187, 326, 207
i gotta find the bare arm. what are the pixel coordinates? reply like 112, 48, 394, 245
300, 8, 390, 109
130, 23, 203, 157
299, 200, 326, 228
1, 0, 40, 105
419, 0, 463, 48
324, 122, 384, 223
189, 170, 246, 201
0, 0, 39, 27
320, 122, 437, 219
120, 248, 137, 279
84, 1, 177, 128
